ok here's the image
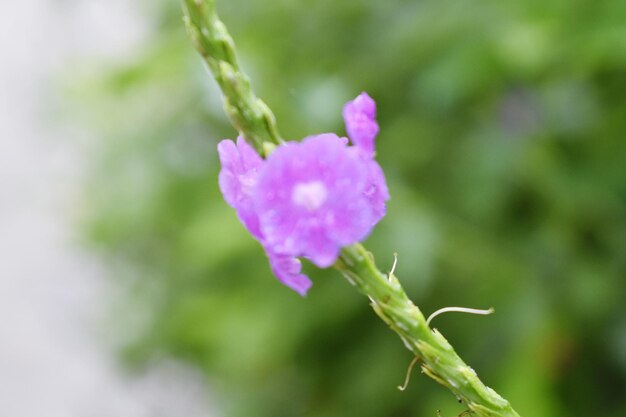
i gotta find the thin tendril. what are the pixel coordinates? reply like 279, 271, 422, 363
388, 252, 398, 282
397, 355, 421, 391
427, 307, 495, 327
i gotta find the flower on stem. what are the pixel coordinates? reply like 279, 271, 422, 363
217, 93, 389, 295
254, 133, 377, 267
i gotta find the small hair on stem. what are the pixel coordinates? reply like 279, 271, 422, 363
426, 306, 495, 327
387, 252, 398, 282
397, 355, 420, 391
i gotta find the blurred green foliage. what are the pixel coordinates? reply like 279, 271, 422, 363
75, 0, 626, 416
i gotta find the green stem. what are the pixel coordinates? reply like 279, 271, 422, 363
182, 0, 282, 155
182, 1, 521, 416
336, 244, 520, 417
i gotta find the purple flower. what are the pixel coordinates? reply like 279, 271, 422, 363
254, 134, 375, 268
216, 92, 389, 295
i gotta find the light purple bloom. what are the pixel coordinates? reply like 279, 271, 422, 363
216, 92, 389, 295
254, 134, 375, 268
343, 92, 379, 157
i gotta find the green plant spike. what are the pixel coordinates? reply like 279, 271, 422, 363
181, 1, 521, 416
182, 0, 283, 155
336, 244, 520, 417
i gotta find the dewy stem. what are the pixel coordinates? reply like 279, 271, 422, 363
182, 1, 521, 416
182, 0, 283, 155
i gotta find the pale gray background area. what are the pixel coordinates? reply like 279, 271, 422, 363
0, 2, 215, 416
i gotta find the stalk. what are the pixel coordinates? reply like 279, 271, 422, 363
182, 1, 521, 416
337, 244, 520, 417
182, 0, 282, 154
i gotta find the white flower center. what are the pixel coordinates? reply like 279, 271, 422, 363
292, 181, 328, 211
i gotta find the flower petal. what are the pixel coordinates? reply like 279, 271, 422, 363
268, 252, 312, 296
343, 92, 379, 156
217, 137, 264, 238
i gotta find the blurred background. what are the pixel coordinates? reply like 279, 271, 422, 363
2, 0, 625, 416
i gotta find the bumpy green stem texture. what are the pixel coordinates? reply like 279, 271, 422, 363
183, 0, 282, 155
182, 1, 521, 416
337, 245, 520, 417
